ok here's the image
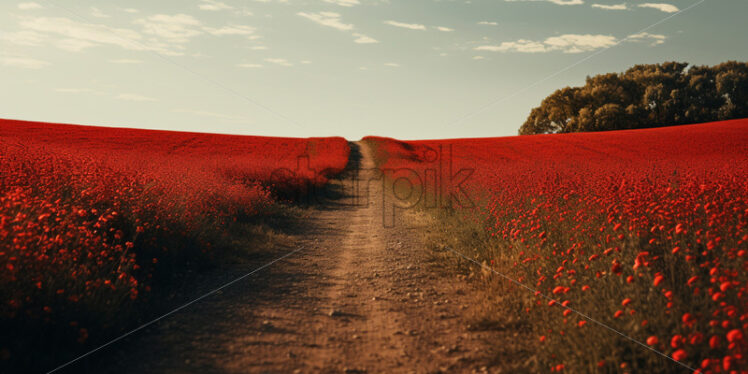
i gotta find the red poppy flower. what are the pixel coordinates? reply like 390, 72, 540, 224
646, 336, 658, 346
653, 275, 664, 286
671, 335, 684, 348
726, 329, 743, 343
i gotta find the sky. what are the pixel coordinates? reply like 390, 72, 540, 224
1, 0, 746, 140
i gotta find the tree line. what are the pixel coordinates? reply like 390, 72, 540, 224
519, 61, 748, 135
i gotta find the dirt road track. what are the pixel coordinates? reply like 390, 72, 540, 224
73, 142, 505, 373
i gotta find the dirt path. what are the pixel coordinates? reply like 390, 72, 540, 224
75, 142, 502, 373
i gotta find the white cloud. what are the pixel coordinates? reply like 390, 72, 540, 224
638, 3, 679, 13
548, 0, 583, 4
322, 0, 360, 6
117, 93, 157, 102
506, 0, 583, 5
435, 26, 454, 32
17, 2, 42, 10
628, 32, 667, 46
237, 63, 263, 68
384, 62, 399, 67
135, 14, 203, 43
296, 12, 379, 45
476, 32, 667, 53
478, 21, 498, 26
300, 60, 312, 64
473, 55, 485, 60
1, 30, 45, 46
204, 25, 255, 36
591, 3, 627, 10
120, 8, 139, 13
199, 0, 233, 11
476, 34, 617, 53
476, 40, 547, 53
297, 11, 353, 31
12, 16, 207, 55
17, 16, 158, 53
353, 33, 378, 44
109, 59, 144, 64
90, 7, 110, 18
0, 54, 49, 69
544, 34, 617, 53
383, 20, 427, 30
265, 58, 293, 66
250, 45, 268, 50
57, 38, 97, 51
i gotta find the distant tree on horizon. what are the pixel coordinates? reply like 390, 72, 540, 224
519, 61, 748, 135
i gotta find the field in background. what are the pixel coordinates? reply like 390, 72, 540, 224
365, 119, 748, 372
0, 119, 350, 371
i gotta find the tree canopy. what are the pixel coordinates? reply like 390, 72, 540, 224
519, 61, 748, 135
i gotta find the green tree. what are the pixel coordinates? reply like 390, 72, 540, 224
520, 61, 748, 134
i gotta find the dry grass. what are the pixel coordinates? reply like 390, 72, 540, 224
404, 208, 536, 372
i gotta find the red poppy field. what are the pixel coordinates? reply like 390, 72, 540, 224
0, 119, 350, 369
2, 117, 746, 373
364, 119, 748, 372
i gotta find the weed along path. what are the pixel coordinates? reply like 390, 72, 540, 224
78, 142, 509, 374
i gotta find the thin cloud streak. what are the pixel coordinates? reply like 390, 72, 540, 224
383, 20, 427, 30
297, 12, 353, 31
638, 3, 679, 13
476, 34, 617, 54
591, 3, 627, 10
